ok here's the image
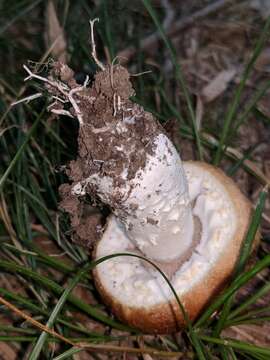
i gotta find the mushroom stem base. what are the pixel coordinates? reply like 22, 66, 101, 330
137, 215, 202, 279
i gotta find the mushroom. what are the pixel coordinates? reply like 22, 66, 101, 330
93, 155, 253, 334
19, 59, 255, 334
83, 66, 253, 334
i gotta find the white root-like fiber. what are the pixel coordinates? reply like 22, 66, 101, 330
21, 64, 87, 126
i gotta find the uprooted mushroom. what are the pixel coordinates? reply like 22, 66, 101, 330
17, 24, 257, 334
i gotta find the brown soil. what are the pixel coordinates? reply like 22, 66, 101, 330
53, 63, 163, 247
59, 183, 103, 247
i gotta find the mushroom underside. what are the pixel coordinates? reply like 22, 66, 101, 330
94, 161, 252, 333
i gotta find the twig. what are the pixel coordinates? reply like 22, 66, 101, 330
83, 75, 90, 87
202, 132, 270, 186
119, 0, 238, 62
75, 343, 185, 357
20, 65, 86, 125
89, 18, 105, 71
4, 39, 65, 127
12, 20, 103, 127
113, 93, 117, 116
68, 87, 85, 125
11, 93, 43, 106
0, 295, 75, 346
130, 70, 152, 77
23, 65, 69, 95
50, 109, 74, 118
0, 295, 186, 357
0, 125, 20, 138
251, 203, 270, 225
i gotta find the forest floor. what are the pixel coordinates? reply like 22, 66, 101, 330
0, 0, 270, 359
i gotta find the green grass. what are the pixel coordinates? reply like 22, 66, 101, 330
0, 1, 270, 359
213, 15, 270, 166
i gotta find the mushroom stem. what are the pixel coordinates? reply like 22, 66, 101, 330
114, 133, 194, 263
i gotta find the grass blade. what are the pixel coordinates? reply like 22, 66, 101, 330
228, 281, 270, 320
227, 144, 258, 177
0, 338, 184, 358
1, 251, 205, 359
141, 0, 203, 160
2, 243, 77, 275
0, 287, 123, 341
0, 259, 134, 331
212, 187, 267, 335
0, 0, 42, 35
235, 187, 267, 274
195, 254, 270, 328
213, 15, 270, 165
91, 252, 206, 360
0, 109, 45, 191
233, 79, 270, 134
228, 347, 238, 360
53, 348, 82, 360
0, 325, 36, 335
28, 262, 94, 360
226, 316, 270, 327
199, 335, 270, 356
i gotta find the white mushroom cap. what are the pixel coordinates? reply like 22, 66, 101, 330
93, 162, 254, 333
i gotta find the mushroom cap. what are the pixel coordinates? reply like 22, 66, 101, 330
93, 161, 258, 334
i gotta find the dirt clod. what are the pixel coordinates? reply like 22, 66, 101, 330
52, 63, 163, 247
59, 183, 102, 247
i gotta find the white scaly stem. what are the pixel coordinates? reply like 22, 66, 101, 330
88, 132, 194, 263
127, 134, 193, 262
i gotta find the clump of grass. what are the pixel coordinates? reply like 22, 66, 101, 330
0, 1, 270, 359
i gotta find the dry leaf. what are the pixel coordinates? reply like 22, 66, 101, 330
201, 69, 236, 103
223, 323, 270, 348
250, 0, 270, 19
195, 95, 204, 130
255, 48, 270, 72
73, 350, 92, 360
0, 342, 17, 360
142, 355, 154, 360
257, 94, 270, 118
45, 0, 67, 62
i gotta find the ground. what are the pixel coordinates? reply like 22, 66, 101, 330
0, 0, 270, 359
